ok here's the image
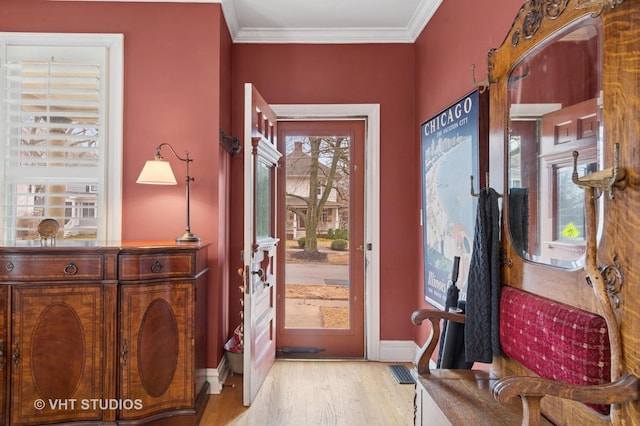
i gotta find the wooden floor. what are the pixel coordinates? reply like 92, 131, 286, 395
200, 360, 415, 425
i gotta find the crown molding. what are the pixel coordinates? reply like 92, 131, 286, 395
407, 0, 442, 41
220, 0, 240, 39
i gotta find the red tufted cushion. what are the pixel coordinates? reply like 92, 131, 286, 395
499, 286, 611, 415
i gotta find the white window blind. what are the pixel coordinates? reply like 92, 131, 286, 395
0, 34, 123, 244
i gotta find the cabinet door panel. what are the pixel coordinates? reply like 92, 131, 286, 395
11, 285, 103, 425
119, 282, 193, 420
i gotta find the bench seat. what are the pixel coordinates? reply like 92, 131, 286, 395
415, 369, 553, 426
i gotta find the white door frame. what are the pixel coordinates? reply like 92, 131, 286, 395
271, 103, 381, 360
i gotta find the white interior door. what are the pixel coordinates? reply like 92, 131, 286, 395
243, 83, 282, 406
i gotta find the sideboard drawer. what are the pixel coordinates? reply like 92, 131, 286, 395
0, 255, 104, 281
118, 253, 194, 281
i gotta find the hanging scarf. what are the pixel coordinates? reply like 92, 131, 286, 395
464, 187, 502, 363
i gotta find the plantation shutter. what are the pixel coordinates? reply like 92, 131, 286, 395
1, 44, 106, 243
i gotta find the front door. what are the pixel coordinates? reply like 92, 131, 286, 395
242, 84, 282, 406
276, 120, 365, 358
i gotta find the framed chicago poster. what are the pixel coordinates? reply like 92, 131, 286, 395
420, 89, 488, 309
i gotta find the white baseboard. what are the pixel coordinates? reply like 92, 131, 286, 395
378, 340, 420, 363
206, 355, 230, 394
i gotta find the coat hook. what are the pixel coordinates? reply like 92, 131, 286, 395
470, 172, 503, 198
572, 143, 626, 199
472, 64, 491, 94
220, 129, 242, 155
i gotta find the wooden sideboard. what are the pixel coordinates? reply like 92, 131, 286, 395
0, 241, 209, 425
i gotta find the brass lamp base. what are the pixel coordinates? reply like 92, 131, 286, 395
176, 231, 200, 243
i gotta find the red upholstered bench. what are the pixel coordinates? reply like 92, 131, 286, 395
412, 286, 639, 425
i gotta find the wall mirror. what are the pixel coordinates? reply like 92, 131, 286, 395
507, 17, 602, 269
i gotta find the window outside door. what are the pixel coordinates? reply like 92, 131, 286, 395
276, 120, 365, 358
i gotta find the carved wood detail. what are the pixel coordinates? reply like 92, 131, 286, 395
511, 0, 570, 47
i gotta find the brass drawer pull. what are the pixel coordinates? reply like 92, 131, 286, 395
63, 262, 78, 275
5, 262, 13, 272
151, 261, 163, 273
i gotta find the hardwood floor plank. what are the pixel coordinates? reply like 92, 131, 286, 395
200, 361, 414, 425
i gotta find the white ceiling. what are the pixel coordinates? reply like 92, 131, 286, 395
65, 0, 443, 43
221, 0, 444, 43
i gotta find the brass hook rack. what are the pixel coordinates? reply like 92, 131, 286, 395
572, 142, 626, 199
470, 172, 503, 198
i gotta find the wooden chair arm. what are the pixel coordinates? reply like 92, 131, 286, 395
411, 308, 466, 326
411, 309, 465, 375
493, 373, 640, 425
494, 373, 640, 405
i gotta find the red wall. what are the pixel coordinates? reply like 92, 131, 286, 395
0, 0, 229, 367
229, 43, 419, 341
413, 0, 526, 344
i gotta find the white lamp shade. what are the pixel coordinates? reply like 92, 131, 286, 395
136, 159, 178, 185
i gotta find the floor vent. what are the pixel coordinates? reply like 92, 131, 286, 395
388, 364, 415, 384
279, 347, 325, 354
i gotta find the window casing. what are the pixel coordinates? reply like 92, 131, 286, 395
0, 33, 123, 244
